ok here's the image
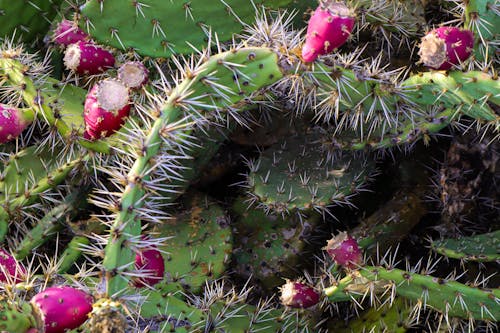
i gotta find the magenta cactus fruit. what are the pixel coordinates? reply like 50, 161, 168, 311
325, 232, 362, 269
117, 61, 149, 89
63, 41, 115, 75
52, 19, 89, 47
301, 0, 355, 62
83, 79, 131, 140
0, 248, 26, 283
0, 104, 33, 144
30, 286, 93, 333
134, 247, 165, 287
419, 27, 474, 70
280, 280, 320, 308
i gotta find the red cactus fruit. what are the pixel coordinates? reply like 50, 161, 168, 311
325, 232, 362, 269
419, 27, 474, 70
0, 248, 26, 283
134, 247, 165, 287
302, 0, 356, 62
52, 19, 89, 47
0, 104, 33, 144
63, 41, 115, 75
83, 79, 131, 140
280, 280, 320, 308
118, 61, 149, 89
30, 286, 93, 333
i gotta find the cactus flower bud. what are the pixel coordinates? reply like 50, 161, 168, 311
419, 27, 474, 70
118, 61, 149, 89
30, 286, 93, 333
302, 1, 355, 62
0, 248, 26, 283
0, 104, 33, 144
83, 79, 131, 140
325, 232, 362, 268
280, 280, 320, 308
134, 247, 165, 287
52, 19, 89, 47
64, 41, 115, 75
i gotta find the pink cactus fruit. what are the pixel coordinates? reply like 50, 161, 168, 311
0, 248, 26, 283
134, 247, 165, 287
325, 232, 362, 269
302, 0, 356, 62
0, 104, 33, 144
30, 286, 93, 333
419, 27, 474, 70
52, 19, 89, 47
83, 79, 131, 140
118, 61, 149, 89
63, 41, 115, 75
280, 280, 320, 308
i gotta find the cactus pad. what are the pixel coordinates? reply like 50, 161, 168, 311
246, 131, 374, 216
79, 0, 294, 58
153, 194, 232, 293
431, 230, 500, 262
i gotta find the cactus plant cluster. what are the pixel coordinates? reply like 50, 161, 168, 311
0, 0, 499, 332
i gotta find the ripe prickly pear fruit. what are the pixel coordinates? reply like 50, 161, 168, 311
118, 61, 149, 89
280, 280, 320, 308
52, 19, 89, 47
0, 104, 33, 144
325, 232, 362, 269
30, 286, 93, 333
63, 41, 115, 75
302, 0, 355, 62
134, 247, 165, 287
0, 248, 26, 283
83, 79, 131, 140
419, 27, 474, 70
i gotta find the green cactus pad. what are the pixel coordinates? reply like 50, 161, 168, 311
137, 284, 206, 332
246, 131, 374, 215
232, 197, 320, 289
79, 0, 294, 58
403, 71, 498, 122
330, 297, 412, 333
431, 230, 500, 262
325, 265, 500, 320
352, 190, 425, 255
0, 0, 62, 43
102, 47, 282, 295
153, 194, 232, 293
206, 301, 304, 332
0, 146, 85, 241
57, 235, 90, 274
465, 0, 500, 61
0, 297, 36, 333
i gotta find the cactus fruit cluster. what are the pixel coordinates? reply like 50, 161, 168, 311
0, 0, 499, 332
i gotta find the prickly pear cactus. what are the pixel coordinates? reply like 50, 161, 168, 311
154, 194, 232, 293
0, 1, 499, 332
431, 230, 500, 262
78, 0, 296, 58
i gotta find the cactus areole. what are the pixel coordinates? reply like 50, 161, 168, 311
30, 286, 93, 333
83, 79, 131, 140
302, 0, 355, 62
280, 280, 320, 308
325, 232, 362, 269
419, 27, 474, 70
